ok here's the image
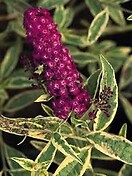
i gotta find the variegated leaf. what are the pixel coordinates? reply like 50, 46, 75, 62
52, 132, 82, 165
37, 0, 70, 9
118, 164, 132, 176
53, 147, 93, 176
119, 123, 127, 138
87, 8, 109, 45
35, 140, 57, 169
0, 115, 74, 141
94, 55, 118, 131
87, 131, 132, 165
11, 158, 35, 171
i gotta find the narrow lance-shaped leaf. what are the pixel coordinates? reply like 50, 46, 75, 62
107, 4, 125, 26
4, 89, 43, 113
54, 6, 65, 28
111, 0, 131, 3
119, 95, 132, 124
52, 132, 82, 165
41, 103, 54, 116
3, 0, 31, 14
87, 8, 109, 45
85, 69, 101, 99
37, 0, 70, 9
62, 32, 87, 47
9, 169, 31, 176
85, 0, 102, 16
54, 6, 74, 29
11, 158, 36, 171
119, 56, 132, 90
35, 140, 57, 170
0, 40, 22, 80
72, 52, 98, 65
94, 55, 118, 131
0, 171, 3, 176
0, 115, 74, 141
0, 89, 8, 102
91, 148, 114, 160
95, 174, 107, 176
127, 14, 132, 21
4, 144, 28, 169
4, 76, 33, 89
53, 147, 93, 176
30, 141, 46, 151
119, 123, 127, 138
11, 15, 26, 37
35, 94, 51, 102
95, 168, 117, 176
105, 47, 129, 72
118, 164, 132, 176
87, 131, 132, 165
63, 7, 74, 28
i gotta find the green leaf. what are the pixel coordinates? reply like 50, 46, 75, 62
34, 141, 57, 169
62, 32, 86, 47
54, 6, 74, 29
110, 0, 131, 3
85, 69, 101, 99
9, 169, 30, 176
105, 47, 130, 72
119, 123, 127, 138
87, 131, 132, 165
11, 157, 35, 171
52, 132, 82, 165
95, 174, 107, 176
10, 15, 26, 37
5, 145, 31, 176
91, 148, 114, 160
71, 116, 89, 129
107, 4, 125, 26
41, 104, 53, 116
0, 23, 11, 40
119, 95, 132, 123
87, 8, 109, 45
72, 52, 97, 64
37, 0, 70, 9
4, 89, 43, 113
4, 144, 28, 169
94, 55, 118, 131
31, 141, 46, 151
4, 76, 32, 89
31, 140, 65, 165
3, 0, 31, 15
35, 94, 51, 102
0, 89, 8, 101
119, 56, 132, 90
0, 115, 74, 141
54, 6, 65, 28
0, 171, 3, 176
118, 164, 132, 176
0, 40, 22, 80
85, 0, 103, 16
53, 147, 93, 176
62, 7, 74, 28
31, 167, 49, 176
127, 14, 132, 21
95, 168, 117, 176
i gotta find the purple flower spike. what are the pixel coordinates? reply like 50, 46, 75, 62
23, 7, 90, 119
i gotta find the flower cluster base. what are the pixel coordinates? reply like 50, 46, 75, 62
23, 8, 90, 119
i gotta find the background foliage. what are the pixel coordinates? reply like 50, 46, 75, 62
0, 0, 132, 176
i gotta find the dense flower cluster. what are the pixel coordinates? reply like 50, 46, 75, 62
23, 8, 90, 119
89, 85, 113, 119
